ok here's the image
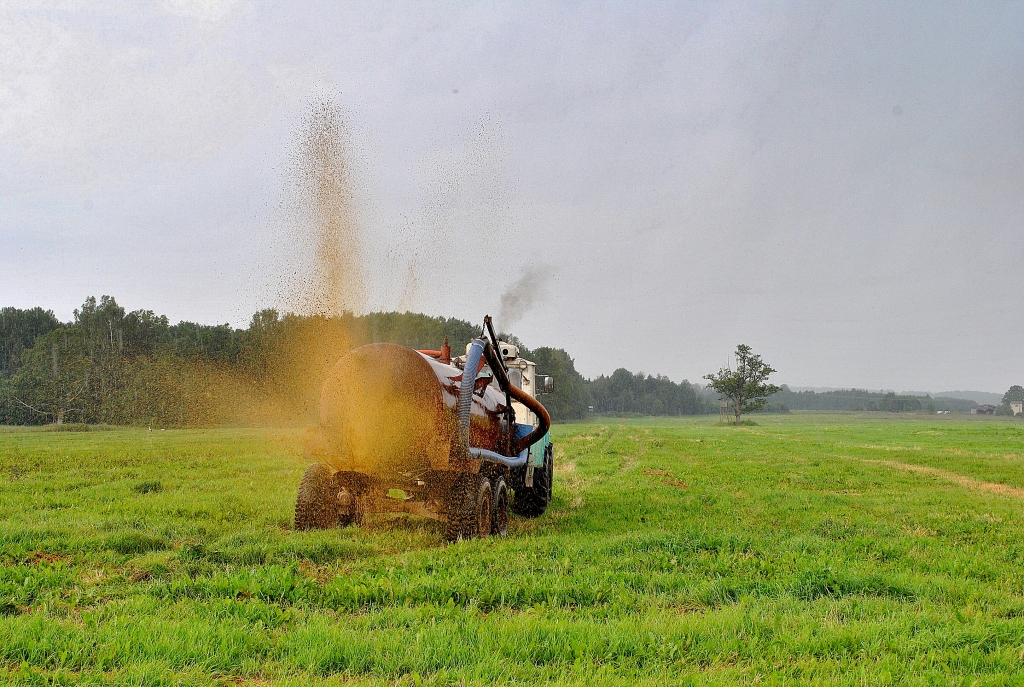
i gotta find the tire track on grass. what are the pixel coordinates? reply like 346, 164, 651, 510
866, 459, 1024, 500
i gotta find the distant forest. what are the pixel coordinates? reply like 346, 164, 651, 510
0, 297, 979, 426
772, 386, 976, 413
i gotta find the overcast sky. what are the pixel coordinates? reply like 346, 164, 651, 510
2, 1, 1022, 392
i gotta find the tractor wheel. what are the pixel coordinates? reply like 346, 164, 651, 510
445, 474, 492, 541
491, 476, 509, 537
295, 463, 339, 530
511, 443, 553, 518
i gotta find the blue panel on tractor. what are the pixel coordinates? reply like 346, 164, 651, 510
515, 423, 549, 468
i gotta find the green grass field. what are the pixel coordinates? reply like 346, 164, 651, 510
2, 414, 1024, 686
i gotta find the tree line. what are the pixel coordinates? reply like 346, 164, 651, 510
770, 386, 976, 413
1, 296, 666, 425
1, 296, 981, 426
0, 298, 515, 426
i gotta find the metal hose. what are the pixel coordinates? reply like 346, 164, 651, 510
457, 335, 551, 467
469, 445, 528, 467
508, 383, 552, 456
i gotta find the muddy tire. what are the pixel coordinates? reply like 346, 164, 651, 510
446, 474, 492, 541
511, 443, 552, 518
295, 463, 339, 531
491, 476, 509, 537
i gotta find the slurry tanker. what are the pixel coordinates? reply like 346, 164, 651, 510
296, 316, 554, 539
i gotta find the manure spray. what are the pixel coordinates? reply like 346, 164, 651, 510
286, 99, 366, 319
224, 96, 557, 540
275, 101, 555, 540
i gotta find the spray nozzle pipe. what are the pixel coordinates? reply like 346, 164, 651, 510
482, 315, 515, 438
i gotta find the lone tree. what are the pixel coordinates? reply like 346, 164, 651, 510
704, 344, 780, 424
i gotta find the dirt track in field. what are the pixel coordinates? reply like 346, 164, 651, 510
868, 459, 1024, 500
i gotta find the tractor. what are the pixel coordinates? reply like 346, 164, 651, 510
296, 316, 554, 539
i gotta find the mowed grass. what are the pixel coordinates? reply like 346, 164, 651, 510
1, 415, 1024, 685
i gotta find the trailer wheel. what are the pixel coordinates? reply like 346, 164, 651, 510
446, 474, 492, 541
491, 476, 509, 537
295, 463, 339, 530
511, 443, 553, 518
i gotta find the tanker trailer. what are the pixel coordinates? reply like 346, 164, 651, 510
296, 316, 554, 540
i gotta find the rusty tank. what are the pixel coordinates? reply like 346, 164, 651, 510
315, 342, 509, 476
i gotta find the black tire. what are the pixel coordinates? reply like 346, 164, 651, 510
445, 473, 492, 541
511, 443, 553, 518
491, 476, 509, 537
295, 463, 339, 531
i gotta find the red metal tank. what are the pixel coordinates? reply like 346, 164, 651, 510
317, 343, 507, 476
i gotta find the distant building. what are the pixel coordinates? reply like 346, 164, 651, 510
973, 404, 997, 415
1013, 402, 1023, 415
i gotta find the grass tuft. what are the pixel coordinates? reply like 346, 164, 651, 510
791, 566, 915, 600
43, 422, 90, 432
132, 480, 163, 494
104, 532, 168, 555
